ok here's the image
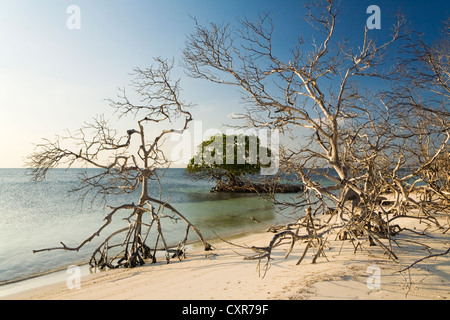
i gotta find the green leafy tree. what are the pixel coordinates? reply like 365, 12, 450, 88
186, 133, 270, 191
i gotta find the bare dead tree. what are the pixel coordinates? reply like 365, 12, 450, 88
182, 0, 448, 269
392, 18, 450, 205
27, 57, 211, 269
374, 18, 450, 275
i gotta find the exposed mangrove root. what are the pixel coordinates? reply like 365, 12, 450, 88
211, 179, 304, 193
34, 201, 212, 270
218, 196, 448, 278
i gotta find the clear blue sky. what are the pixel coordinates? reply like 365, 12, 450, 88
0, 0, 448, 167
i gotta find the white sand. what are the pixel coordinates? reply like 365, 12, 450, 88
4, 214, 449, 300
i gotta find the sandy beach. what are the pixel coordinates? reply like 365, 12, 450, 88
4, 213, 449, 300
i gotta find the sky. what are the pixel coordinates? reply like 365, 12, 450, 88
0, 0, 448, 168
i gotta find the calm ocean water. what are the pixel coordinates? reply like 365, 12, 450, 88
0, 168, 299, 285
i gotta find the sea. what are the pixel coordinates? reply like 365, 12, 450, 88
0, 168, 303, 296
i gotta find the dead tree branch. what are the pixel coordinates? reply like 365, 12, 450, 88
28, 58, 211, 270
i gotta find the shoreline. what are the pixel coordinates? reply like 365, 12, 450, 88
0, 217, 277, 289
0, 227, 268, 298
3, 213, 449, 300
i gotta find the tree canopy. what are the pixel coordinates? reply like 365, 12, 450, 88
186, 133, 269, 190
